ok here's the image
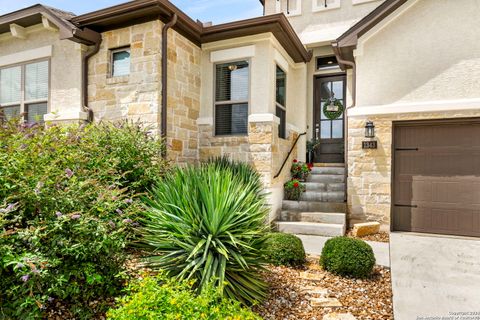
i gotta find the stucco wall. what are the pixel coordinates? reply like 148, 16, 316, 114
347, 0, 480, 228
264, 0, 383, 45
355, 0, 480, 108
0, 26, 84, 121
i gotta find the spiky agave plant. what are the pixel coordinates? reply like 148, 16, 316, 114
140, 162, 270, 305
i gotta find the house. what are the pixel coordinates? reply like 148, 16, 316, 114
1, 0, 479, 239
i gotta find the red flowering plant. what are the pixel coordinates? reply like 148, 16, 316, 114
291, 159, 312, 181
284, 179, 306, 201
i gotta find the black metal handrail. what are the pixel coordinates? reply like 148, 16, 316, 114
273, 132, 307, 179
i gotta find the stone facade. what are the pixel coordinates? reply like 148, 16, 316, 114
347, 109, 480, 229
87, 21, 201, 164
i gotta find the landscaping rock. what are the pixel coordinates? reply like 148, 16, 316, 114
301, 285, 329, 296
323, 312, 357, 320
352, 222, 380, 237
310, 297, 343, 307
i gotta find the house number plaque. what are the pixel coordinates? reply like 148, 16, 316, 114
362, 141, 378, 149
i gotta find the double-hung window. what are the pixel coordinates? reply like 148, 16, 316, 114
214, 61, 249, 136
0, 60, 49, 123
275, 66, 287, 139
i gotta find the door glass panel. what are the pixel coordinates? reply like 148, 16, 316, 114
321, 121, 331, 139
320, 99, 328, 119
320, 82, 331, 100
332, 120, 343, 138
332, 81, 343, 99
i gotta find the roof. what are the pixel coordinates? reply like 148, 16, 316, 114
0, 4, 100, 45
72, 0, 311, 63
333, 0, 408, 68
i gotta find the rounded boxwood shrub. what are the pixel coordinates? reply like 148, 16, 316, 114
263, 233, 306, 266
320, 236, 375, 278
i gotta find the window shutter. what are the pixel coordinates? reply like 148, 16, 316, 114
25, 61, 49, 101
0, 66, 21, 105
112, 50, 131, 77
27, 102, 48, 123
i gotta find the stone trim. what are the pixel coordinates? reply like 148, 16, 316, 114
248, 113, 280, 124
210, 45, 256, 63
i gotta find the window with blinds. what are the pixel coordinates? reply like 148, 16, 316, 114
276, 66, 287, 139
111, 48, 131, 77
0, 60, 49, 124
214, 61, 249, 136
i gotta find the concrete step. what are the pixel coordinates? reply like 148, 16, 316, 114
308, 174, 345, 183
304, 182, 345, 192
280, 211, 346, 224
301, 191, 345, 202
283, 200, 346, 212
277, 221, 345, 237
314, 163, 345, 168
311, 167, 345, 175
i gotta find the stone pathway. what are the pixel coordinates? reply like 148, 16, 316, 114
300, 272, 358, 320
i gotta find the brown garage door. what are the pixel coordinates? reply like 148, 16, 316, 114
393, 119, 480, 237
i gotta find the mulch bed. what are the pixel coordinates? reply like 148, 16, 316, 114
346, 230, 390, 243
253, 257, 393, 320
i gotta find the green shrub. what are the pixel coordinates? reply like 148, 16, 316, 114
263, 233, 306, 267
0, 120, 168, 319
140, 161, 269, 305
320, 237, 375, 278
106, 274, 262, 320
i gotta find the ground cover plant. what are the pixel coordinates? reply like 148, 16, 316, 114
139, 158, 270, 305
0, 120, 167, 319
263, 233, 306, 267
106, 274, 262, 320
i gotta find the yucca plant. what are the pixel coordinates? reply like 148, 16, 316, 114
139, 161, 270, 305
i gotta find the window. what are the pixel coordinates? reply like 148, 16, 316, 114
111, 47, 131, 77
316, 56, 339, 70
214, 61, 249, 136
312, 0, 341, 12
0, 60, 49, 124
275, 66, 287, 139
276, 0, 302, 16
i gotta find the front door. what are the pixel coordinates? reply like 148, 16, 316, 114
313, 75, 346, 163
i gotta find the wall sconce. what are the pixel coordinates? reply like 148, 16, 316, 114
365, 121, 375, 138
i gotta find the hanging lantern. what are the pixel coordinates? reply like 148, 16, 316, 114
365, 121, 375, 138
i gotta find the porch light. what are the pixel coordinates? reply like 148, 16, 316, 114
365, 121, 375, 138
228, 64, 238, 71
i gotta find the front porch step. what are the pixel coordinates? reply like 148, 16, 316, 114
283, 200, 346, 212
314, 163, 345, 168
311, 167, 345, 175
301, 191, 345, 202
304, 182, 345, 192
277, 221, 346, 237
280, 211, 346, 224
308, 174, 345, 183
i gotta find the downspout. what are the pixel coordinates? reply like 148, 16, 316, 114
332, 42, 356, 204
82, 38, 102, 123
161, 13, 178, 158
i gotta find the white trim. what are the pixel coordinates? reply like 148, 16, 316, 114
274, 49, 289, 72
286, 123, 301, 134
197, 117, 213, 126
352, 0, 380, 5
0, 46, 52, 68
41, 15, 59, 32
348, 99, 480, 117
210, 45, 256, 63
355, 0, 419, 57
248, 113, 281, 124
312, 0, 341, 13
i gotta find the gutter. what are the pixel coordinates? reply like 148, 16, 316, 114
82, 36, 102, 122
161, 13, 178, 157
332, 41, 356, 204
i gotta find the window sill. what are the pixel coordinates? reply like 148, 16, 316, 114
106, 75, 129, 85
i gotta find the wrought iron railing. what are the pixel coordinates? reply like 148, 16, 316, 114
273, 132, 307, 179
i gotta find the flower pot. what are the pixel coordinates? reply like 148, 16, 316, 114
306, 151, 314, 164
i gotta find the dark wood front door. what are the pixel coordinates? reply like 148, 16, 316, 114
313, 75, 346, 163
393, 119, 480, 237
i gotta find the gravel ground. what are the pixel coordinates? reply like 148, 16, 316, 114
347, 230, 390, 243
253, 257, 393, 320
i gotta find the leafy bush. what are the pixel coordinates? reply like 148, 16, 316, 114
106, 274, 262, 320
263, 233, 306, 267
320, 237, 375, 278
0, 120, 167, 319
140, 160, 269, 305
284, 179, 305, 201
290, 160, 312, 180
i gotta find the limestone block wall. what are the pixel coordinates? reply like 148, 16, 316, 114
347, 109, 480, 229
166, 31, 202, 164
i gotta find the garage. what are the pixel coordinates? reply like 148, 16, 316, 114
392, 119, 480, 237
